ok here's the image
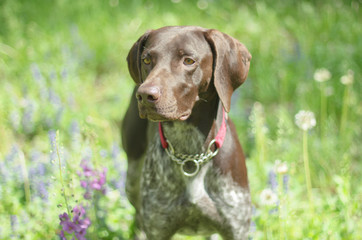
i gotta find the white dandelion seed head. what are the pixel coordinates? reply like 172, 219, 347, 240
274, 159, 288, 174
340, 69, 354, 85
197, 0, 208, 9
295, 110, 316, 131
314, 68, 331, 82
260, 188, 278, 206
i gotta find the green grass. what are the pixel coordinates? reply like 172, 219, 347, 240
0, 0, 361, 239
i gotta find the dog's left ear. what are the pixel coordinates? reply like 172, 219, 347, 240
204, 29, 251, 112
127, 30, 151, 84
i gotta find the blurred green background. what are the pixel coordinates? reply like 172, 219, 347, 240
0, 0, 361, 239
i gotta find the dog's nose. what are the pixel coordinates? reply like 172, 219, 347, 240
136, 86, 161, 103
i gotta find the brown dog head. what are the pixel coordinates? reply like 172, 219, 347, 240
127, 26, 251, 121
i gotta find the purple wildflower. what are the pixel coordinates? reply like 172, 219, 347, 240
30, 63, 48, 100
59, 213, 69, 223
59, 230, 67, 240
80, 160, 93, 177
61, 67, 68, 79
62, 220, 80, 234
69, 120, 80, 136
55, 106, 64, 125
79, 159, 107, 199
268, 170, 278, 192
21, 100, 35, 134
80, 180, 87, 188
9, 110, 21, 130
110, 142, 127, 196
10, 215, 17, 233
72, 205, 86, 219
111, 143, 120, 160
58, 205, 91, 239
99, 149, 108, 158
49, 130, 57, 163
48, 88, 62, 106
49, 70, 56, 81
283, 174, 289, 193
83, 192, 92, 200
29, 155, 48, 200
30, 63, 44, 82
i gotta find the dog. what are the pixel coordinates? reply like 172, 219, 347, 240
122, 26, 252, 240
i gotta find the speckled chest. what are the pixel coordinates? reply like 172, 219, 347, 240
139, 121, 251, 239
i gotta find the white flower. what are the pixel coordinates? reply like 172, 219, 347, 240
340, 70, 354, 85
260, 188, 278, 206
197, 0, 208, 9
295, 110, 316, 131
314, 68, 331, 82
274, 159, 288, 174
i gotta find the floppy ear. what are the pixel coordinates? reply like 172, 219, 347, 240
126, 31, 151, 84
204, 29, 251, 112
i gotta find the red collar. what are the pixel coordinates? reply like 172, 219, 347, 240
158, 108, 227, 150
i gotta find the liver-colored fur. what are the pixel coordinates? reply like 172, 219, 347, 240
122, 26, 252, 239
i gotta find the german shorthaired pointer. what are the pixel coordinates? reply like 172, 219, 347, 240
122, 26, 252, 240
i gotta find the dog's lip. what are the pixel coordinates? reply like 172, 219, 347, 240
139, 107, 191, 122
179, 112, 191, 121
138, 102, 192, 121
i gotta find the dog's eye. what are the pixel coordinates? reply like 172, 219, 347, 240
143, 57, 151, 65
183, 58, 195, 65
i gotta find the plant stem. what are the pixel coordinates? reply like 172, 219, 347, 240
56, 131, 71, 216
303, 130, 314, 213
18, 150, 31, 204
340, 85, 350, 134
256, 111, 266, 183
320, 82, 327, 138
278, 174, 284, 240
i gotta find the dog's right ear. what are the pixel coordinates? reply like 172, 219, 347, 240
127, 31, 151, 84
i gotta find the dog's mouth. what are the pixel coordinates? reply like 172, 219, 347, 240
138, 104, 191, 122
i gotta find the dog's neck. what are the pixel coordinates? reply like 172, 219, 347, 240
161, 90, 221, 154
187, 88, 220, 138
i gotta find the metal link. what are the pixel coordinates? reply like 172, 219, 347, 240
164, 139, 219, 177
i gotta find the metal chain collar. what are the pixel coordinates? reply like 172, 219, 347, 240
164, 139, 219, 177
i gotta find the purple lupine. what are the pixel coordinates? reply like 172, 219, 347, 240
10, 215, 17, 234
69, 120, 80, 136
268, 170, 278, 192
110, 143, 127, 196
48, 130, 57, 163
21, 100, 35, 134
48, 88, 62, 107
70, 24, 93, 63
55, 106, 64, 125
69, 120, 81, 150
30, 63, 44, 82
28, 160, 49, 201
30, 63, 48, 100
61, 67, 68, 79
283, 174, 289, 193
110, 143, 120, 160
266, 170, 279, 214
99, 149, 108, 158
9, 110, 21, 131
4, 145, 22, 184
49, 70, 56, 81
1, 146, 18, 182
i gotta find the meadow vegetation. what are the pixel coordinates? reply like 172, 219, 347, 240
0, 0, 361, 239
